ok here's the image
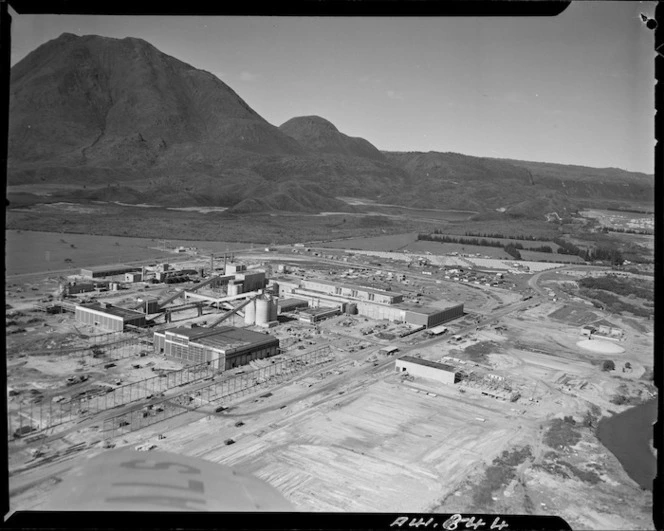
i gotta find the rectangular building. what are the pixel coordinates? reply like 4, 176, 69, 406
297, 307, 342, 323
75, 303, 147, 331
395, 356, 458, 385
276, 278, 462, 328
235, 271, 267, 293
402, 303, 464, 328
137, 297, 160, 314
66, 282, 95, 295
153, 325, 279, 370
301, 278, 404, 305
80, 264, 141, 278
278, 298, 309, 313
356, 301, 464, 328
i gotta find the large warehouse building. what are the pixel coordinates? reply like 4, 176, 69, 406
300, 279, 404, 305
395, 356, 459, 385
80, 264, 141, 279
356, 301, 464, 328
153, 325, 280, 370
274, 277, 463, 328
75, 303, 147, 331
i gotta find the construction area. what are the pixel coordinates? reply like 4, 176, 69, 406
6, 241, 655, 529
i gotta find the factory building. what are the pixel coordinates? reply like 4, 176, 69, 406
225, 263, 247, 275
580, 325, 596, 336
272, 278, 300, 295
124, 272, 143, 283
235, 271, 267, 293
297, 307, 342, 323
216, 263, 267, 293
355, 300, 463, 327
395, 356, 459, 385
267, 277, 463, 327
279, 284, 463, 328
301, 279, 404, 304
75, 303, 147, 331
153, 325, 279, 370
278, 298, 309, 313
65, 280, 110, 295
80, 264, 141, 279
136, 297, 160, 314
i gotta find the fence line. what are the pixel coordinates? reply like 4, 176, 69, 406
102, 346, 333, 438
8, 346, 332, 441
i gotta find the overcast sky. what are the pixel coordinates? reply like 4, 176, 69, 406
9, 2, 656, 174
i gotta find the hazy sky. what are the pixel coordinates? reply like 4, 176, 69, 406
9, 2, 656, 174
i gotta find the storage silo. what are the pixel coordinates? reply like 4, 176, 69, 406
227, 281, 239, 297
269, 296, 279, 322
244, 298, 256, 326
255, 297, 270, 326
346, 302, 357, 315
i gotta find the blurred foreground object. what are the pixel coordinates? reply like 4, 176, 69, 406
41, 448, 294, 511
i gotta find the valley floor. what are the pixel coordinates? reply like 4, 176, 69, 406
5, 230, 656, 530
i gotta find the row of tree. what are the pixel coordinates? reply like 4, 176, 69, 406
602, 227, 653, 236
552, 237, 624, 265
462, 231, 552, 242
578, 276, 653, 301
418, 233, 624, 265
417, 233, 553, 258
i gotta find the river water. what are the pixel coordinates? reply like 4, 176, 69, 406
596, 398, 658, 490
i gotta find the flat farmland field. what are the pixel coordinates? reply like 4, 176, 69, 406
404, 241, 511, 258
609, 232, 655, 252
5, 230, 252, 275
423, 235, 562, 252
520, 250, 585, 263
317, 233, 418, 251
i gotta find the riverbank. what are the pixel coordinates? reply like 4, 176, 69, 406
597, 398, 658, 490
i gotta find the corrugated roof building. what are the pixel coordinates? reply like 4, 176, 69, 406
395, 356, 459, 385
80, 264, 141, 278
75, 303, 147, 331
301, 278, 404, 304
153, 325, 279, 370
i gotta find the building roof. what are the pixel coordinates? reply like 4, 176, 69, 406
193, 326, 279, 353
81, 264, 140, 273
165, 326, 223, 340
394, 301, 462, 315
380, 346, 400, 353
399, 355, 457, 373
78, 303, 145, 320
304, 278, 401, 299
593, 318, 619, 329
278, 298, 309, 307
299, 307, 340, 316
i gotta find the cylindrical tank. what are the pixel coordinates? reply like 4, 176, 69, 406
269, 296, 279, 322
255, 297, 270, 326
227, 282, 239, 297
244, 298, 256, 326
346, 302, 357, 315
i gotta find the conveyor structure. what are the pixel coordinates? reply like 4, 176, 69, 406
208, 294, 260, 328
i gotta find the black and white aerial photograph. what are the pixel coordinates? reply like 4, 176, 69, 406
4, 2, 658, 529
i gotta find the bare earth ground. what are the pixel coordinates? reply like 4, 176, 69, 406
5, 236, 656, 529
